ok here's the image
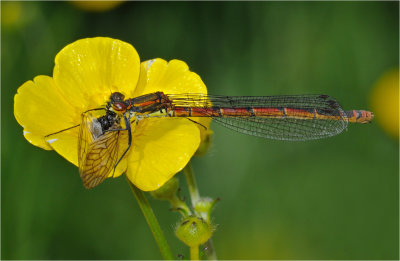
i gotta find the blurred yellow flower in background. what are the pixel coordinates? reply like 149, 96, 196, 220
14, 37, 208, 191
1, 2, 22, 27
1, 1, 38, 29
370, 69, 399, 139
70, 1, 124, 12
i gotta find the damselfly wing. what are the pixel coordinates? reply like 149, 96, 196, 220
167, 94, 355, 140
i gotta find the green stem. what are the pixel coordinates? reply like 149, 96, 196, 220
183, 162, 200, 206
183, 162, 217, 260
190, 245, 199, 260
204, 239, 217, 260
127, 178, 174, 260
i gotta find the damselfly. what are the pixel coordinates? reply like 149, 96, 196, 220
46, 92, 374, 189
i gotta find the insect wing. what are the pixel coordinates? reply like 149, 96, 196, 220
168, 94, 349, 141
211, 112, 346, 141
78, 111, 121, 189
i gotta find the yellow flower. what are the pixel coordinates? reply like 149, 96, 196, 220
370, 69, 399, 139
14, 37, 208, 191
70, 1, 124, 12
1, 2, 22, 27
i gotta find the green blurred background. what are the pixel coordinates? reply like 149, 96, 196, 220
2, 1, 399, 259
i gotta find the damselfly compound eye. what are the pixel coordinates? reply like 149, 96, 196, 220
112, 102, 127, 112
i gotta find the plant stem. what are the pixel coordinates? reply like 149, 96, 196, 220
183, 162, 217, 260
127, 178, 174, 260
204, 239, 217, 260
190, 245, 199, 260
183, 162, 200, 206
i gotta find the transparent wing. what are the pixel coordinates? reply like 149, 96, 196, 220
211, 114, 346, 140
78, 111, 121, 189
167, 94, 348, 141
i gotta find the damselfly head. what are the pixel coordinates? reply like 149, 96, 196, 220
109, 92, 127, 113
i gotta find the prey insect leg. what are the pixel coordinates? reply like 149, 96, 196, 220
110, 111, 133, 176
45, 108, 107, 138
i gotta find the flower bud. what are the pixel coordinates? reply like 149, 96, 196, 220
150, 177, 179, 200
193, 197, 219, 222
175, 216, 213, 247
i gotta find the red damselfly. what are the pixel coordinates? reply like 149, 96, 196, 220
46, 92, 374, 189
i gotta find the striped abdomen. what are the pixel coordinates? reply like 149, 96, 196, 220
172, 106, 374, 124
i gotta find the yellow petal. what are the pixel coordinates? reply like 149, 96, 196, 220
126, 118, 200, 191
14, 75, 78, 150
110, 157, 128, 178
134, 58, 207, 96
45, 127, 79, 165
53, 37, 141, 112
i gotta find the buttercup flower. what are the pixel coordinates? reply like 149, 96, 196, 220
370, 69, 399, 139
14, 37, 208, 191
2, 2, 22, 28
70, 1, 124, 12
